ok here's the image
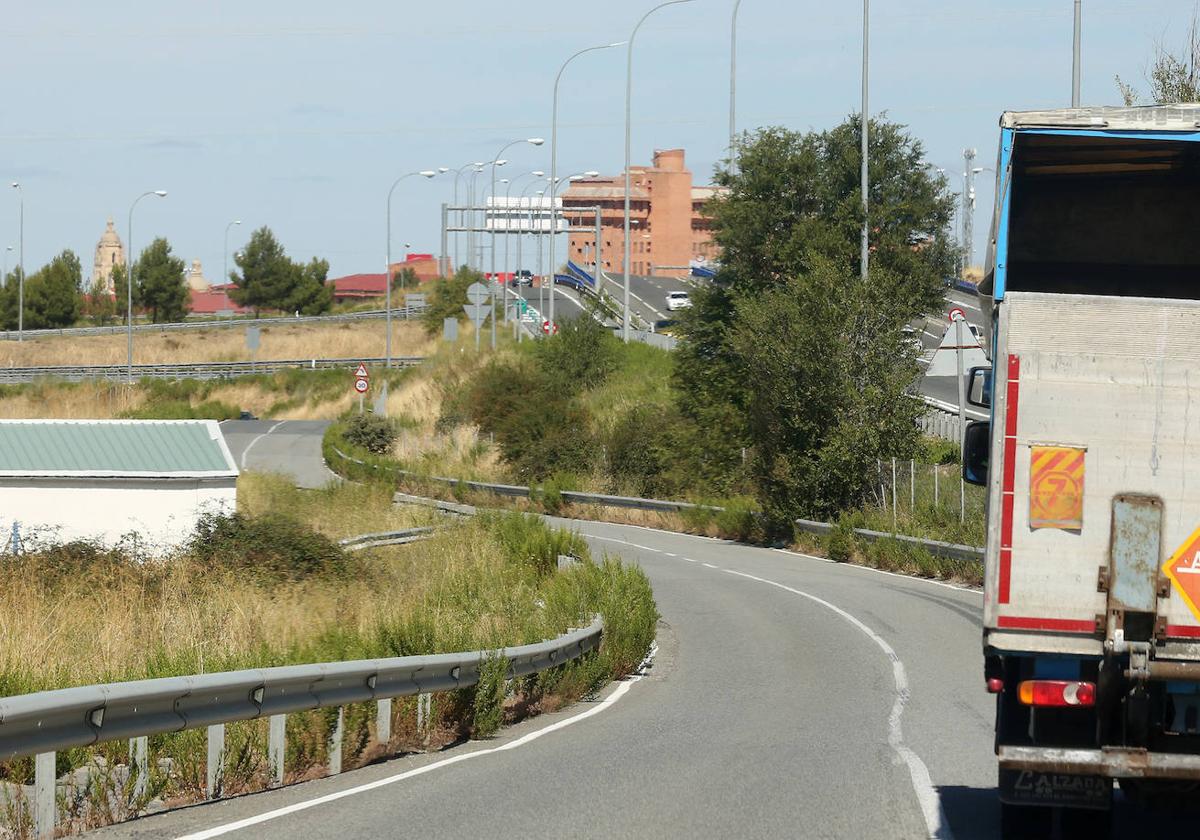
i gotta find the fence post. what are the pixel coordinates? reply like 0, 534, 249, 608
34, 751, 55, 839
206, 724, 225, 800
328, 707, 344, 776
910, 460, 915, 510
269, 714, 286, 787
130, 735, 148, 802
891, 458, 898, 533
376, 698, 392, 746
934, 463, 939, 507
417, 692, 431, 732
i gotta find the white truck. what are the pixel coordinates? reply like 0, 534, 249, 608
964, 105, 1200, 836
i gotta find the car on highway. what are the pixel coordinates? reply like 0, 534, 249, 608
665, 290, 691, 311
510, 270, 533, 287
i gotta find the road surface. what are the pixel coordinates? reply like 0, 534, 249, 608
98, 421, 1188, 839
219, 419, 339, 489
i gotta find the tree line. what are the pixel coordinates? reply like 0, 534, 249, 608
0, 225, 332, 329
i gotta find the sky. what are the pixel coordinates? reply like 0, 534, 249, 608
0, 0, 1194, 282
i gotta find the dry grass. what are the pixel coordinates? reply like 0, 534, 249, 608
0, 321, 438, 368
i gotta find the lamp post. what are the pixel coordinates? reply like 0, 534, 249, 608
504, 171, 545, 321
467, 163, 494, 272
9, 183, 22, 342
860, 0, 870, 282
223, 220, 242, 285
550, 43, 622, 331
490, 138, 543, 347
1072, 0, 1082, 107
452, 162, 483, 271
729, 0, 744, 164
624, 0, 695, 342
127, 190, 168, 382
386, 170, 438, 367
547, 172, 597, 329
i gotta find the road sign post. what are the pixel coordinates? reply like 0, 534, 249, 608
353, 362, 369, 413
245, 326, 260, 373
952, 310, 967, 523
464, 282, 492, 351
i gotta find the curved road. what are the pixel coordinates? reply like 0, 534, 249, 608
92, 421, 1188, 838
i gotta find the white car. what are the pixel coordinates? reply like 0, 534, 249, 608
665, 290, 692, 311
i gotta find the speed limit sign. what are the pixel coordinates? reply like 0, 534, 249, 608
542, 320, 558, 336
354, 378, 369, 394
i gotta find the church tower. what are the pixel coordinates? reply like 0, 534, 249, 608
92, 218, 125, 295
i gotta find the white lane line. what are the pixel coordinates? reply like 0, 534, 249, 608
948, 297, 981, 312
178, 675, 646, 839
701, 562, 718, 569
722, 568, 951, 840
239, 420, 285, 470
772, 548, 982, 596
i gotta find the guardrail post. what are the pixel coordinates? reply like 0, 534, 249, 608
328, 707, 344, 776
416, 692, 431, 734
269, 714, 286, 787
130, 735, 148, 802
206, 724, 225, 799
34, 751, 55, 839
376, 698, 392, 746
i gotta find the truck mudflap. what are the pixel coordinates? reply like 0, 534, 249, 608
999, 766, 1111, 810
1000, 745, 1200, 780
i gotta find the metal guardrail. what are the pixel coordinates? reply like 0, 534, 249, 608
337, 526, 435, 550
793, 518, 984, 564
2, 615, 603, 836
0, 355, 425, 384
0, 305, 428, 342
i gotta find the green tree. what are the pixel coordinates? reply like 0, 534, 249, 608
0, 269, 20, 330
229, 227, 295, 316
286, 257, 334, 316
393, 266, 418, 290
674, 118, 955, 529
1118, 14, 1200, 105
134, 237, 188, 323
110, 263, 132, 323
22, 250, 82, 329
421, 265, 481, 335
82, 275, 118, 326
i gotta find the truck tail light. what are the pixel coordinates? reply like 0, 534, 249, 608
986, 677, 1004, 693
1017, 680, 1096, 707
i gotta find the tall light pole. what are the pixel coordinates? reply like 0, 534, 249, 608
127, 190, 167, 382
860, 0, 870, 282
1072, 0, 1082, 107
551, 43, 623, 330
467, 163, 494, 272
452, 162, 483, 271
10, 183, 23, 342
730, 0, 744, 164
386, 170, 437, 367
624, 0, 695, 342
505, 171, 544, 321
491, 138, 543, 345
223, 219, 242, 285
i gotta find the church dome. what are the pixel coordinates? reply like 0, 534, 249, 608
98, 218, 122, 247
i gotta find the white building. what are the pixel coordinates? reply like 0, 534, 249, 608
0, 420, 239, 552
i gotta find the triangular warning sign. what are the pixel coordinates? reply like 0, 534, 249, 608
354, 363, 369, 378
925, 319, 988, 377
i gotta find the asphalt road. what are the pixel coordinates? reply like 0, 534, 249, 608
218, 419, 340, 489
94, 422, 1193, 839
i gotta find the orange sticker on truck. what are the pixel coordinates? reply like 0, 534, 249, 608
1029, 446, 1085, 530
1164, 525, 1200, 625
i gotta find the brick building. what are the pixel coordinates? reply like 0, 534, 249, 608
561, 149, 721, 277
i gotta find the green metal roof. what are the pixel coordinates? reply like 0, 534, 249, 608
0, 420, 238, 476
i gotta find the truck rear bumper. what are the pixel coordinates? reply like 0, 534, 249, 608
1000, 745, 1200, 779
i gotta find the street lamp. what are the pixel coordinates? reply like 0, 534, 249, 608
547, 172, 597, 325
386, 169, 438, 366
550, 43, 623, 329
127, 190, 168, 382
452, 161, 484, 270
504, 171, 545, 320
223, 220, 242, 286
860, 0, 870, 282
624, 1, 696, 342
9, 183, 22, 342
730, 0, 744, 164
490, 139, 543, 347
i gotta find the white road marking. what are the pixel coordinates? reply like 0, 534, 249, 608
177, 670, 649, 839
238, 420, 285, 470
948, 297, 981, 312
771, 548, 982, 596
722, 568, 952, 840
701, 562, 718, 569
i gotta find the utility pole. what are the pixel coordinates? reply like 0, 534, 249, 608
1072, 0, 1082, 107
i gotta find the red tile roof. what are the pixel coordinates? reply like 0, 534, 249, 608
331, 273, 387, 299
189, 287, 250, 315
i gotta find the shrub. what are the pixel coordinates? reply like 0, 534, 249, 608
827, 521, 854, 563
479, 510, 588, 576
187, 512, 354, 581
470, 653, 508, 739
713, 496, 763, 542
344, 412, 398, 455
421, 266, 481, 336
606, 404, 683, 498
533, 316, 619, 394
